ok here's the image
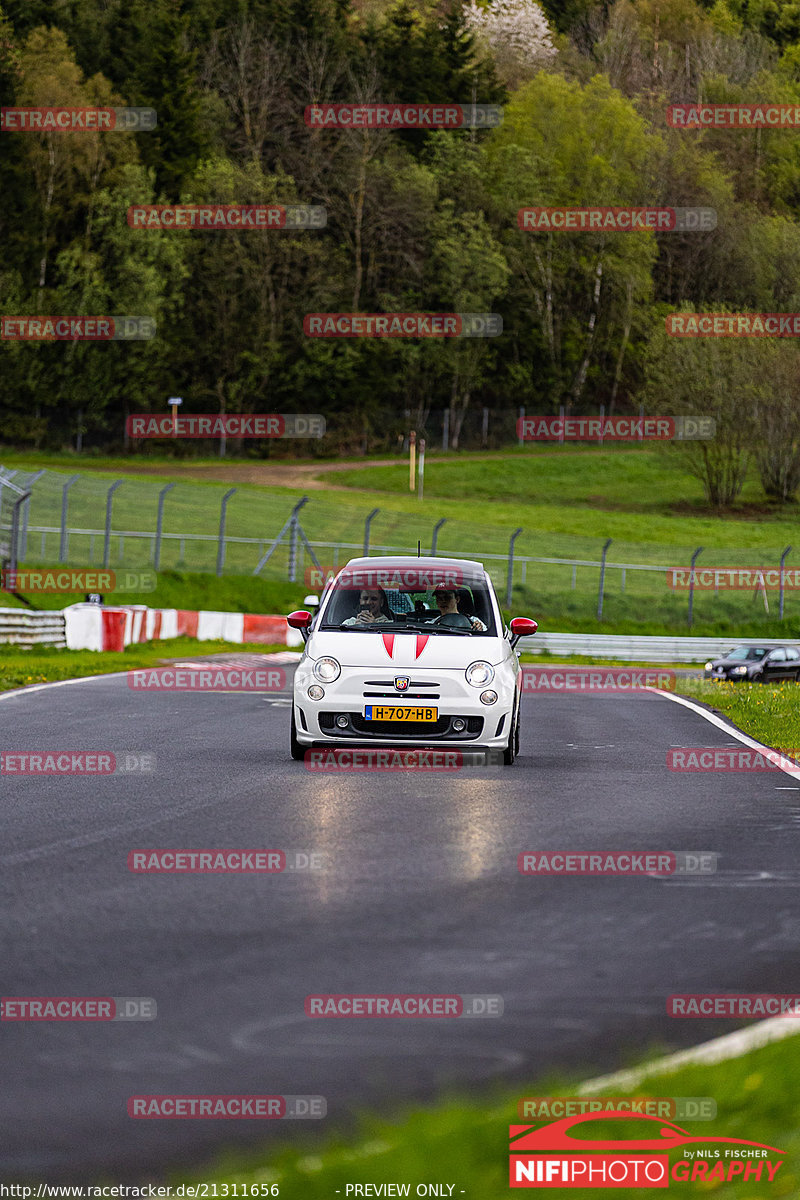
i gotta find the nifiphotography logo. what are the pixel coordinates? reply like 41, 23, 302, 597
509, 1111, 784, 1188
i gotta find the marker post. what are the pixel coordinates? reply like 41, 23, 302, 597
168, 396, 183, 435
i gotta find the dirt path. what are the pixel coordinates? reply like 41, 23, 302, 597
47, 449, 593, 491
88, 452, 527, 491
106, 458, 408, 490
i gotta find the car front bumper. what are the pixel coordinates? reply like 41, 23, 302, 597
293, 662, 517, 749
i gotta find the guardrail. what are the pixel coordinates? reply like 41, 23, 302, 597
0, 608, 66, 648
518, 633, 800, 663
0, 611, 792, 662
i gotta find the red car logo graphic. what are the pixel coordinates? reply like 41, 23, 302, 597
510, 1111, 784, 1154
395, 677, 410, 691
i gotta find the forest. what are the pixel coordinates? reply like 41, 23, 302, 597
2, 0, 800, 503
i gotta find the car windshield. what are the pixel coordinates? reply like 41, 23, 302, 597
727, 647, 768, 661
319, 574, 496, 635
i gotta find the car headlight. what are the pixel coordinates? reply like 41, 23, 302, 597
704, 661, 713, 671
480, 690, 498, 705
307, 685, 324, 700
466, 661, 494, 687
313, 656, 340, 683
730, 665, 747, 675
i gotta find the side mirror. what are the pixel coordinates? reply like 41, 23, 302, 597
509, 616, 538, 648
287, 610, 312, 642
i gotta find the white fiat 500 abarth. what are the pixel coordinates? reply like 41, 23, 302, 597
287, 556, 537, 765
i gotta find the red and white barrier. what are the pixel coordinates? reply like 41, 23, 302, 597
63, 604, 301, 652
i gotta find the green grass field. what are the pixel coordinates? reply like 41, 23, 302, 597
5, 446, 800, 637
0, 570, 304, 615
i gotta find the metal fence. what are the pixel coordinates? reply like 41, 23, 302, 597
0, 467, 37, 574
2, 464, 798, 624
518, 633, 799, 662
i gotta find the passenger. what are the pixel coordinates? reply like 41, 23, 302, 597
342, 587, 393, 625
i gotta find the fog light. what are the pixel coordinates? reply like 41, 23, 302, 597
480, 690, 498, 705
453, 718, 466, 732
336, 714, 349, 728
307, 685, 324, 700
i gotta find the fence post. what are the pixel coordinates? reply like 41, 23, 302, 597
598, 404, 605, 446
288, 513, 299, 582
506, 527, 523, 608
780, 545, 792, 620
216, 488, 237, 577
481, 407, 489, 447
442, 409, 450, 451
518, 407, 525, 447
154, 483, 176, 569
103, 480, 124, 568
19, 469, 45, 561
431, 518, 446, 556
251, 497, 309, 576
363, 508, 379, 556
9, 491, 31, 574
59, 474, 80, 563
597, 538, 612, 619
688, 546, 704, 629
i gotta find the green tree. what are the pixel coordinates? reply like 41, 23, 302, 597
114, 0, 210, 197
641, 309, 755, 508
483, 72, 658, 410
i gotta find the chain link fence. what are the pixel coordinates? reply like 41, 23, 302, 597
3, 464, 798, 625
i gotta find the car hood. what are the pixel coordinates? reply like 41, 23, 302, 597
306, 629, 503, 669
712, 656, 760, 667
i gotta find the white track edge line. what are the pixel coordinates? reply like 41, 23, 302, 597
579, 1015, 800, 1094
651, 687, 800, 780
0, 671, 127, 699
577, 687, 800, 1094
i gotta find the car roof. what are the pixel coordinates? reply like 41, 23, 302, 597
338, 556, 486, 574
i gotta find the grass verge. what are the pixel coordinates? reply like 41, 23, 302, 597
672, 678, 800, 754
168, 1032, 800, 1199
0, 637, 289, 694
1, 570, 306, 616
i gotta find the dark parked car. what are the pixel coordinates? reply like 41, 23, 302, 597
704, 645, 800, 683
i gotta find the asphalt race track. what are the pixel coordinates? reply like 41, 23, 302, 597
2, 660, 800, 1178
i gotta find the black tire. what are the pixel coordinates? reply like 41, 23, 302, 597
290, 707, 305, 761
503, 699, 518, 765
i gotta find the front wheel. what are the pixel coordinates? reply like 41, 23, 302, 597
290, 707, 305, 761
503, 699, 519, 765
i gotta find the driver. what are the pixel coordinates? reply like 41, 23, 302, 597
343, 587, 393, 625
432, 585, 487, 631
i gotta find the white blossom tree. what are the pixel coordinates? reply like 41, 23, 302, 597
464, 0, 557, 87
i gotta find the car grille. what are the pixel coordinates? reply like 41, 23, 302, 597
362, 691, 442, 699
362, 680, 441, 700
319, 713, 483, 739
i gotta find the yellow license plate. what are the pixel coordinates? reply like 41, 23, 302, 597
364, 705, 438, 722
